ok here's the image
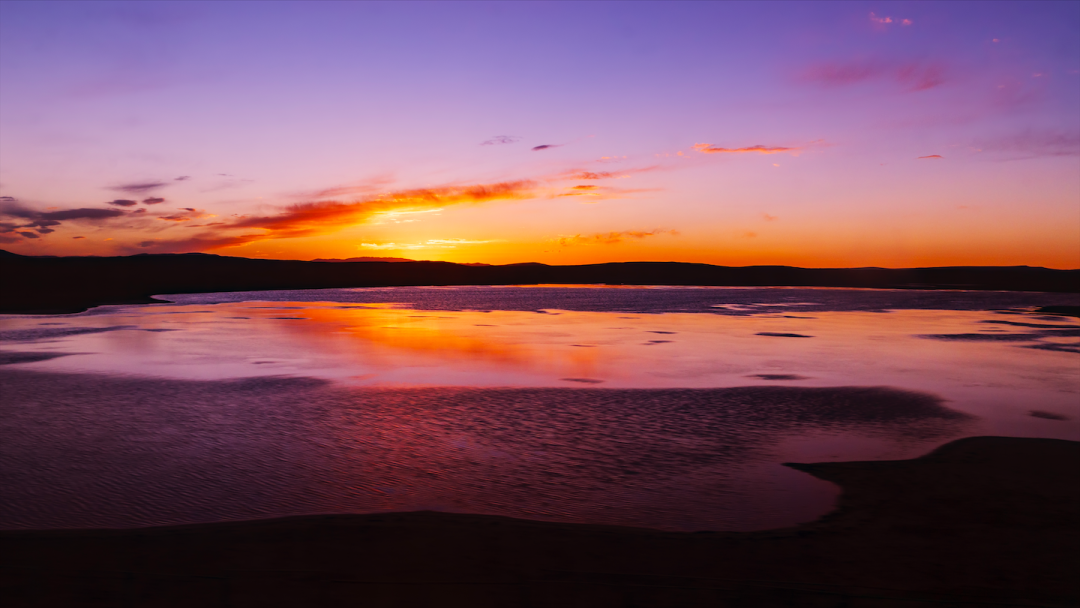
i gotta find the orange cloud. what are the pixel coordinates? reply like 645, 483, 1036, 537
130, 180, 538, 253
360, 238, 497, 250
570, 171, 620, 180
553, 228, 678, 247
158, 208, 215, 222
918, 155, 944, 159
692, 143, 797, 155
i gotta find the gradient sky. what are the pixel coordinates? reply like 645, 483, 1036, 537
1, 1, 1077, 267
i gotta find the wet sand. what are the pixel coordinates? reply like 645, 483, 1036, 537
2, 436, 1076, 607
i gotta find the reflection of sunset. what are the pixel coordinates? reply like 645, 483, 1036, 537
5, 299, 1075, 411
300, 306, 537, 366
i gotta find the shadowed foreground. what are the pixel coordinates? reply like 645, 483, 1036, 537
1, 437, 1077, 607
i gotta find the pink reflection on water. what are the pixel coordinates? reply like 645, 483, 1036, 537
0, 292, 1077, 531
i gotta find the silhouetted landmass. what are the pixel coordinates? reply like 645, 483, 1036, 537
1036, 305, 1080, 318
1, 436, 1075, 606
311, 256, 416, 262
1, 249, 1077, 314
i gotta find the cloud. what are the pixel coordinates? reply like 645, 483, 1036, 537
481, 135, 521, 145
0, 201, 130, 241
572, 185, 597, 190
43, 208, 126, 221
693, 143, 797, 155
110, 180, 170, 194
553, 228, 678, 246
142, 197, 166, 204
799, 60, 944, 91
2, 202, 126, 223
0, 235, 20, 244
361, 238, 496, 250
73, 236, 86, 239
763, 213, 778, 221
158, 209, 214, 222
304, 174, 397, 201
918, 155, 944, 159
0, 196, 16, 202
107, 199, 139, 207
128, 179, 538, 253
975, 130, 1080, 159
571, 171, 619, 180
532, 144, 560, 151
175, 176, 191, 181
869, 12, 912, 27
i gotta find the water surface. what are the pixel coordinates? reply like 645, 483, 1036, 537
1, 286, 1076, 531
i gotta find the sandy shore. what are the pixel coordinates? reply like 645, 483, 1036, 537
1, 436, 1077, 607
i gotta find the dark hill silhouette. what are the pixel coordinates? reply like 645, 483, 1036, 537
312, 256, 416, 263
1, 249, 1076, 314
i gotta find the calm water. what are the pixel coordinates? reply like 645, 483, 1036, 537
1, 286, 1077, 531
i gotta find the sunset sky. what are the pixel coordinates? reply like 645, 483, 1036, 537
1, 1, 1077, 268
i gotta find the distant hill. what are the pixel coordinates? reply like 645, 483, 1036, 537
0, 249, 1076, 314
312, 256, 416, 263
311, 257, 491, 266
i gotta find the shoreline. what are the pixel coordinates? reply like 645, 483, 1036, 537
2, 436, 1076, 606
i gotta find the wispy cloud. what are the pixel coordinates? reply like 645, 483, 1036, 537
0, 202, 128, 242
107, 199, 139, 207
303, 174, 397, 201
570, 171, 620, 180
799, 60, 945, 92
553, 228, 678, 246
918, 154, 944, 159
360, 238, 496, 250
142, 197, 166, 205
692, 143, 798, 155
110, 180, 170, 194
158, 208, 214, 222
974, 130, 1080, 159
532, 144, 560, 151
481, 135, 520, 145
869, 12, 912, 28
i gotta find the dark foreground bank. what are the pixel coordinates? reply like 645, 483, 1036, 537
2, 249, 1078, 313
1, 436, 1076, 607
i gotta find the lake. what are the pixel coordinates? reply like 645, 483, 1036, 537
1, 286, 1077, 532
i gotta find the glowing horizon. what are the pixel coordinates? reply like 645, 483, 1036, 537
1, 2, 1078, 268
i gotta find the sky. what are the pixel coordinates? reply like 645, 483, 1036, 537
0, 1, 1077, 268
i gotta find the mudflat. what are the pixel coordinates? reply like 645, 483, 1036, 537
2, 436, 1076, 607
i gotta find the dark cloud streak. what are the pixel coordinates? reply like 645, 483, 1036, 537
110, 180, 169, 194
